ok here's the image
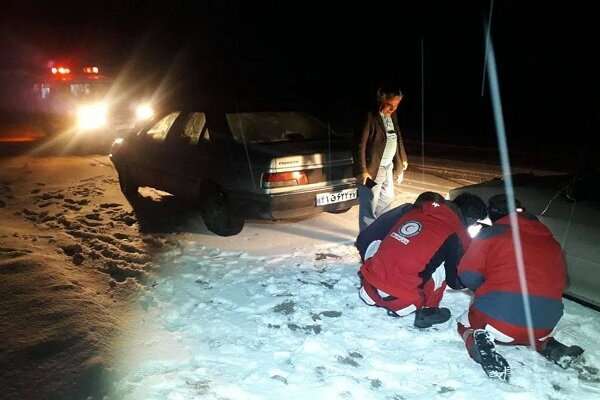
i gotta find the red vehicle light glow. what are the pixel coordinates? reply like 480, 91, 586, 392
263, 171, 309, 188
51, 67, 71, 75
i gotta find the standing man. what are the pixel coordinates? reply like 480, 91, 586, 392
353, 86, 408, 232
456, 194, 584, 382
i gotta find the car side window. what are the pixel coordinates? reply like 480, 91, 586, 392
145, 112, 180, 142
182, 112, 209, 145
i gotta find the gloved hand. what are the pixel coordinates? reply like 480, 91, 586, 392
356, 172, 372, 186
402, 161, 408, 171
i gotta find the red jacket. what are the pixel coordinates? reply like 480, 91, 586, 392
458, 213, 566, 329
360, 201, 470, 299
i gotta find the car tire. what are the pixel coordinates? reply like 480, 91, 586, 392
118, 167, 139, 198
202, 186, 244, 236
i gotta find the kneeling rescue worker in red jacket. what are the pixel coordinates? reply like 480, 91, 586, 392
358, 191, 486, 329
456, 194, 584, 382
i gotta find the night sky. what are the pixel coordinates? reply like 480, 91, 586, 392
1, 0, 597, 148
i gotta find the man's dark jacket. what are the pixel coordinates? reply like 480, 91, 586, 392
352, 108, 408, 180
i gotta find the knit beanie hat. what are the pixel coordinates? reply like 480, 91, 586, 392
452, 192, 487, 226
488, 194, 523, 222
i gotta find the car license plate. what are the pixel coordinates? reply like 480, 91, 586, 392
315, 188, 357, 206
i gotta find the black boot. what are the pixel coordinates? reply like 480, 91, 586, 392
413, 307, 451, 328
540, 337, 584, 369
469, 329, 511, 382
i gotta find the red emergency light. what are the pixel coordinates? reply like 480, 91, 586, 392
82, 66, 99, 74
51, 67, 71, 75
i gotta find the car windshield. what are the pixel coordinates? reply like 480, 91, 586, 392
226, 111, 341, 144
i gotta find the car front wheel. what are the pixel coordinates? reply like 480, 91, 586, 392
202, 186, 244, 236
118, 166, 139, 198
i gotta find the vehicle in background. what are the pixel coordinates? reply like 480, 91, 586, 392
109, 109, 358, 236
447, 168, 600, 309
29, 64, 155, 151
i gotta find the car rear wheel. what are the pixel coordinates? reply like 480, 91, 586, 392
118, 166, 139, 198
202, 186, 244, 236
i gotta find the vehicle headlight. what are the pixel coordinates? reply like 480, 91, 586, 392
135, 103, 154, 121
77, 103, 108, 130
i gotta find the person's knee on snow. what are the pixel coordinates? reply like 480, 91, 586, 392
358, 281, 418, 317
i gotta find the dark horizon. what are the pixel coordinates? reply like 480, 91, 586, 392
1, 1, 596, 149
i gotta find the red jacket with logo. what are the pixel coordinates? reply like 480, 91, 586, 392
359, 201, 470, 298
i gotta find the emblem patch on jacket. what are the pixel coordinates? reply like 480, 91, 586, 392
391, 220, 422, 244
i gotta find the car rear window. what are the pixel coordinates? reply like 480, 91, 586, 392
226, 112, 340, 144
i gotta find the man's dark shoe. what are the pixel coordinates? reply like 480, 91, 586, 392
469, 329, 511, 382
413, 307, 451, 328
540, 337, 584, 369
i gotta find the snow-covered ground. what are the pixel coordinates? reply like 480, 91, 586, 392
0, 154, 598, 400
111, 240, 600, 400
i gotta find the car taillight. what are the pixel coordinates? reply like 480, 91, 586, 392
262, 171, 309, 188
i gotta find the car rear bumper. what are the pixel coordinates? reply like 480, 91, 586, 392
235, 184, 358, 220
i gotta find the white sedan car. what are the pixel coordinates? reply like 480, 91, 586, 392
448, 168, 600, 309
